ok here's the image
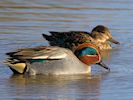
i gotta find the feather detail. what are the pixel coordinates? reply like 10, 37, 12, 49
42, 31, 93, 51
4, 61, 26, 74
6, 46, 68, 61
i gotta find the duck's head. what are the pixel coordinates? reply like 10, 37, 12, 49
91, 25, 120, 44
74, 43, 110, 71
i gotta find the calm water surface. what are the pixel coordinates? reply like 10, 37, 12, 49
0, 0, 133, 100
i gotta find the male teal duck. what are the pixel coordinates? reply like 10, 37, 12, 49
4, 43, 110, 75
42, 25, 120, 50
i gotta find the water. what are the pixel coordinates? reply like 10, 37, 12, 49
0, 0, 133, 99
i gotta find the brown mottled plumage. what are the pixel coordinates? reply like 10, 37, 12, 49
42, 25, 120, 51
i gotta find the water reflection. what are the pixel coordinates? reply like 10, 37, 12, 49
7, 74, 108, 100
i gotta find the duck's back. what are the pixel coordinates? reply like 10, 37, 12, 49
42, 31, 93, 51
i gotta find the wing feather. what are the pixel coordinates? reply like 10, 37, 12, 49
6, 46, 68, 60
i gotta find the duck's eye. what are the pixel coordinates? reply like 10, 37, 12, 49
97, 31, 104, 33
101, 31, 105, 33
97, 29, 105, 33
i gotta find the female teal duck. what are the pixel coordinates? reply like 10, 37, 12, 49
4, 43, 109, 75
42, 25, 120, 50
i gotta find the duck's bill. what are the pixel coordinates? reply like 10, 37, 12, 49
97, 61, 110, 71
109, 38, 120, 44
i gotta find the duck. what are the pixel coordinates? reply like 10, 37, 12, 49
4, 43, 110, 75
42, 25, 120, 51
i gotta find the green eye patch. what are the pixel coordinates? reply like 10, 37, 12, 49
76, 47, 97, 57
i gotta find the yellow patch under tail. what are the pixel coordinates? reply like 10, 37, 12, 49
4, 62, 26, 74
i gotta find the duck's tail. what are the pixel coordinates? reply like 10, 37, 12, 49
42, 33, 67, 47
4, 60, 27, 74
42, 33, 59, 46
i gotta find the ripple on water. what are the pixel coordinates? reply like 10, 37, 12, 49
0, 0, 133, 100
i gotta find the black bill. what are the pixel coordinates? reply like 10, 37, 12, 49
97, 61, 110, 71
109, 38, 120, 44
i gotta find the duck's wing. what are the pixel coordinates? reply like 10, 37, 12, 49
42, 31, 93, 51
5, 46, 69, 74
6, 46, 68, 61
